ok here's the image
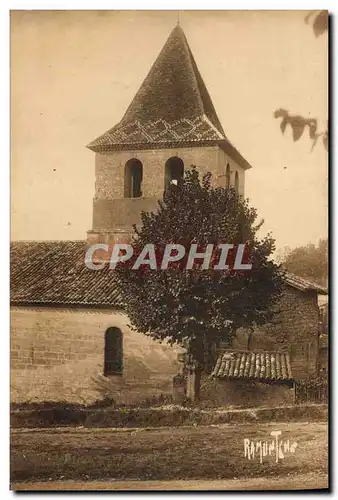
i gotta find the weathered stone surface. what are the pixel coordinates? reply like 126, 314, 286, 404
10, 307, 182, 405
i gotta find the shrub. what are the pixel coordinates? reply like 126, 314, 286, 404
295, 374, 328, 404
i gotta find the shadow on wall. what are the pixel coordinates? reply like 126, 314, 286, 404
200, 377, 293, 408
11, 344, 182, 406
92, 354, 180, 405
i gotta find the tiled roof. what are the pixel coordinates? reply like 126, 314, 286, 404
10, 242, 326, 308
10, 241, 123, 307
88, 117, 223, 150
87, 25, 252, 171
211, 350, 293, 381
284, 272, 328, 295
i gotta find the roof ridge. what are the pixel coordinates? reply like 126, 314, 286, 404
175, 26, 204, 117
185, 38, 226, 137
202, 114, 225, 139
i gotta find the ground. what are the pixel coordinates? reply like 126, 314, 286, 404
11, 421, 328, 490
13, 474, 328, 491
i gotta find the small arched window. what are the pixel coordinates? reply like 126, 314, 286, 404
226, 163, 231, 189
234, 171, 239, 195
104, 327, 123, 376
125, 159, 143, 198
164, 157, 184, 190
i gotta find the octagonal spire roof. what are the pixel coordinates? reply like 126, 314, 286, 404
87, 25, 252, 170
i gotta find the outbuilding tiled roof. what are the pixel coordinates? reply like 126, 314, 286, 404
87, 25, 252, 171
211, 350, 293, 382
284, 272, 328, 295
10, 241, 123, 307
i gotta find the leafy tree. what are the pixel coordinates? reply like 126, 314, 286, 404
276, 238, 328, 287
274, 11, 328, 152
115, 168, 284, 400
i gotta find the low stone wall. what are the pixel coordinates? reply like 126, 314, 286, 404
11, 404, 328, 429
200, 378, 294, 408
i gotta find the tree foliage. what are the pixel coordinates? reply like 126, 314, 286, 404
277, 238, 328, 287
305, 10, 329, 37
116, 168, 284, 365
274, 11, 328, 152
274, 109, 328, 152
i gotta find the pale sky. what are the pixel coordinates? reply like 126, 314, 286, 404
10, 10, 328, 252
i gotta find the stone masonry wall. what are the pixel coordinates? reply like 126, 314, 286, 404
92, 197, 159, 231
218, 148, 246, 196
10, 307, 182, 405
94, 146, 219, 200
92, 145, 245, 235
233, 286, 320, 380
201, 377, 293, 408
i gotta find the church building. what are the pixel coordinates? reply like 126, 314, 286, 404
10, 25, 326, 406
11, 25, 252, 405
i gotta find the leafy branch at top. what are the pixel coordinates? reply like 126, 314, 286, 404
274, 109, 328, 152
273, 11, 328, 153
305, 10, 328, 38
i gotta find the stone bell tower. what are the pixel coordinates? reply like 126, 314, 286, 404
86, 24, 252, 247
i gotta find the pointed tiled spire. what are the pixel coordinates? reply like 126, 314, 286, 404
119, 25, 225, 135
87, 25, 252, 171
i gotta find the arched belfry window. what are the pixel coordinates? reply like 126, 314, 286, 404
104, 327, 123, 376
125, 159, 143, 198
164, 157, 184, 190
234, 171, 239, 195
226, 163, 231, 189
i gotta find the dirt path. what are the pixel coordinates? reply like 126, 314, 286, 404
12, 472, 328, 491
11, 422, 328, 487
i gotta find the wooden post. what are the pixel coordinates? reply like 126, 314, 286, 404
172, 373, 186, 403
186, 368, 194, 401
185, 337, 204, 402
292, 380, 297, 405
186, 366, 202, 401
